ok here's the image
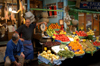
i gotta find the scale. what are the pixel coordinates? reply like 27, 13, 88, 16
40, 23, 46, 37
40, 23, 52, 43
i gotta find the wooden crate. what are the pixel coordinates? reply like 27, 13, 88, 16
8, 32, 14, 40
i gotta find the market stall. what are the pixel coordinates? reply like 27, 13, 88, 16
37, 21, 100, 66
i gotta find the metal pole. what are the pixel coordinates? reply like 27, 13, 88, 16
27, 0, 30, 11
17, 0, 21, 27
64, 0, 68, 31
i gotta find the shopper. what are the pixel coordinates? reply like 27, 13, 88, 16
15, 19, 47, 62
4, 33, 25, 66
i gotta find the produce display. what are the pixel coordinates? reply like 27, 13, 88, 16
80, 42, 87, 50
57, 50, 74, 58
51, 45, 69, 54
66, 35, 73, 38
43, 42, 61, 47
68, 41, 85, 55
59, 44, 66, 49
38, 22, 100, 65
54, 34, 70, 42
60, 25, 64, 30
46, 29, 57, 36
93, 41, 100, 46
73, 35, 80, 41
48, 23, 61, 29
75, 31, 88, 37
40, 50, 59, 61
87, 29, 94, 35
59, 30, 67, 35
80, 40, 96, 53
87, 35, 93, 40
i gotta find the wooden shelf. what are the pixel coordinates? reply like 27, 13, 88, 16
0, 2, 17, 5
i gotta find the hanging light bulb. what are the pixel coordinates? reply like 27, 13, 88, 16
9, 7, 12, 12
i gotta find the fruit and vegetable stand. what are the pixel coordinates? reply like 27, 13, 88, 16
37, 23, 100, 66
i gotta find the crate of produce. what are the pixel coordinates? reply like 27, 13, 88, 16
38, 50, 62, 66
51, 45, 69, 54
43, 42, 61, 47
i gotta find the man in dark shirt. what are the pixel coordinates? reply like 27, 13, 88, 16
15, 19, 47, 61
4, 33, 25, 66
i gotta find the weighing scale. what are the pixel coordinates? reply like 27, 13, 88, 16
40, 23, 52, 43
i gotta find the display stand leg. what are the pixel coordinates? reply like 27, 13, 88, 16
33, 41, 36, 48
42, 45, 44, 51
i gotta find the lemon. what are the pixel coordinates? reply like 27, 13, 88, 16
52, 36, 56, 38
64, 32, 67, 34
83, 39, 86, 42
64, 47, 68, 50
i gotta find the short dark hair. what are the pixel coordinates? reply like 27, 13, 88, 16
12, 33, 19, 41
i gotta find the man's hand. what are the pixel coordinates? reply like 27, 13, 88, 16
43, 22, 47, 25
16, 63, 21, 66
14, 61, 21, 66
20, 52, 25, 58
36, 22, 47, 26
20, 38, 24, 41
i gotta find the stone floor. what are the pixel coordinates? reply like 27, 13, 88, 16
1, 51, 100, 66
0, 44, 100, 66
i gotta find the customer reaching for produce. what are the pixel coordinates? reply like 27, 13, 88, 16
15, 19, 47, 63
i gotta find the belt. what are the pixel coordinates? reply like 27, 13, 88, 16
24, 39, 31, 40
23, 43, 32, 46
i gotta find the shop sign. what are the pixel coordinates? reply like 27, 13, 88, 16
80, 2, 100, 10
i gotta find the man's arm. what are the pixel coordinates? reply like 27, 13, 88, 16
15, 25, 24, 41
36, 22, 47, 26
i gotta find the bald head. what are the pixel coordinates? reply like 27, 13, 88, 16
25, 19, 31, 27
12, 33, 19, 41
